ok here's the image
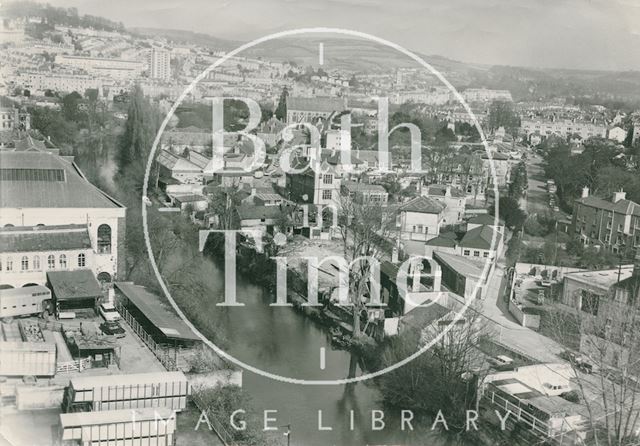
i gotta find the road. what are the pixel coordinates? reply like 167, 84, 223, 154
521, 154, 551, 216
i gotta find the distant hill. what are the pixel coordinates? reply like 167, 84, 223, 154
129, 27, 240, 51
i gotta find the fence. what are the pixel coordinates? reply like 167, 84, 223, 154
114, 301, 177, 371
56, 358, 92, 374
191, 392, 234, 446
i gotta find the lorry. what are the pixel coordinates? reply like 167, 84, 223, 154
0, 286, 53, 320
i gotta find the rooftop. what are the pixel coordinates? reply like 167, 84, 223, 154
459, 225, 501, 250
575, 195, 640, 216
60, 407, 175, 427
69, 370, 187, 390
114, 282, 200, 342
425, 184, 465, 198
400, 196, 445, 214
0, 224, 91, 253
467, 213, 504, 226
286, 96, 346, 113
46, 270, 102, 301
0, 151, 123, 209
564, 265, 635, 290
434, 251, 486, 279
237, 205, 283, 221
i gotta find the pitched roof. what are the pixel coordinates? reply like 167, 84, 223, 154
425, 235, 457, 248
433, 251, 486, 279
575, 195, 640, 216
400, 196, 445, 214
0, 151, 123, 209
114, 282, 200, 342
459, 225, 500, 250
187, 150, 210, 169
46, 270, 102, 301
0, 224, 91, 253
156, 150, 201, 172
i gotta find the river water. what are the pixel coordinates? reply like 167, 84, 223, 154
195, 255, 449, 446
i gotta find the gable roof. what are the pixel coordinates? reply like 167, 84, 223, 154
459, 225, 500, 250
47, 269, 102, 301
400, 196, 445, 214
575, 195, 640, 216
0, 151, 123, 209
425, 234, 457, 248
0, 224, 91, 253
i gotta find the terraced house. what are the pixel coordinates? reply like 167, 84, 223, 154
572, 188, 640, 252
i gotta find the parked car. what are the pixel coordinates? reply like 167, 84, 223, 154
490, 355, 514, 368
98, 302, 120, 322
99, 321, 126, 338
560, 350, 594, 374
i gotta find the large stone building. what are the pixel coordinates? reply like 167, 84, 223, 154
0, 150, 126, 287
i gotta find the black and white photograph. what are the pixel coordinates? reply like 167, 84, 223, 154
0, 1, 639, 445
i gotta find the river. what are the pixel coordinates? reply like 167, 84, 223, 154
193, 254, 450, 446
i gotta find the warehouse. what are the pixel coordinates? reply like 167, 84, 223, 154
60, 407, 176, 446
62, 371, 190, 413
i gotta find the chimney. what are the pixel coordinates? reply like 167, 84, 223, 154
581, 186, 589, 198
613, 190, 626, 203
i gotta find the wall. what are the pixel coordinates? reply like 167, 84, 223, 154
16, 385, 65, 410
0, 248, 93, 288
509, 299, 541, 330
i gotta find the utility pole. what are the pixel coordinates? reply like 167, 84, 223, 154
281, 424, 291, 446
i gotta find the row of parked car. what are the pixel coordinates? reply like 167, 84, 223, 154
97, 302, 126, 338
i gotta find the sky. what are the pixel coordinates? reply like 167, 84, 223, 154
46, 0, 640, 71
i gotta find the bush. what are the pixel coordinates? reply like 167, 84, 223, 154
561, 390, 580, 403
524, 217, 547, 237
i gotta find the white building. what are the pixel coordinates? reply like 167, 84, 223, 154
608, 126, 627, 143
521, 118, 607, 140
0, 151, 126, 286
147, 48, 171, 81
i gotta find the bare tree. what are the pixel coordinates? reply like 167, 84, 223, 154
546, 277, 640, 446
336, 192, 397, 337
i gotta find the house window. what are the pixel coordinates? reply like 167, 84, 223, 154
322, 190, 332, 200
77, 253, 86, 267
47, 255, 55, 269
473, 251, 480, 257
483, 252, 489, 258
21, 256, 28, 271
59, 254, 67, 268
33, 256, 40, 270
322, 174, 333, 185
413, 225, 424, 233
463, 250, 470, 256
97, 224, 112, 254
6, 257, 13, 271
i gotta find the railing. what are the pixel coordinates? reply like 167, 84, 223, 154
191, 392, 234, 446
57, 357, 92, 374
114, 301, 177, 371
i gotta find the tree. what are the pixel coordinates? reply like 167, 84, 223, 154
495, 196, 526, 230
274, 86, 288, 121
117, 84, 160, 173
336, 194, 397, 339
508, 161, 528, 199
487, 100, 519, 134
378, 308, 487, 435
61, 91, 83, 122
546, 278, 640, 446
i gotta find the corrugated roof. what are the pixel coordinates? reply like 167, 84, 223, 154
0, 225, 91, 253
47, 270, 102, 301
0, 152, 123, 209
400, 196, 445, 214
114, 282, 200, 342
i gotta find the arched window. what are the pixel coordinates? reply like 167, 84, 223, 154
6, 257, 13, 271
97, 272, 112, 283
97, 224, 112, 254
59, 254, 67, 268
78, 253, 86, 267
47, 255, 55, 269
33, 256, 40, 271
21, 256, 28, 271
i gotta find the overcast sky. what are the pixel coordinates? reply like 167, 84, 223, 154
47, 0, 640, 71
